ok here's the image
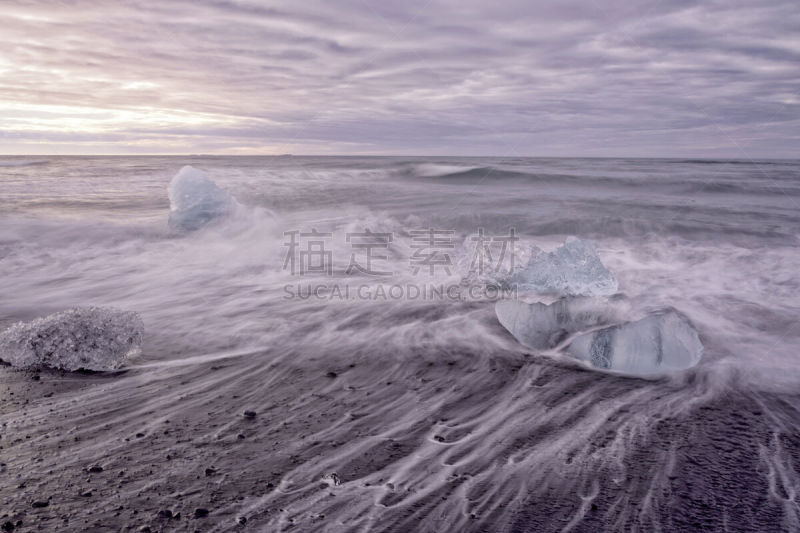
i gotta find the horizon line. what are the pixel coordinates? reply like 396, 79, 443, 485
2, 154, 799, 161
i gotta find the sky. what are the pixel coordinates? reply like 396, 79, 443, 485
0, 0, 798, 157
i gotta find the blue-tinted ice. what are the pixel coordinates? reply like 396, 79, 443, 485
496, 299, 703, 376
168, 165, 237, 230
495, 297, 623, 350
512, 237, 618, 296
566, 311, 703, 376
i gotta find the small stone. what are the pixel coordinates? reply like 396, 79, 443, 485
325, 371, 338, 378
138, 527, 151, 533
204, 468, 216, 477
243, 410, 256, 419
87, 465, 103, 473
194, 508, 209, 518
1, 521, 14, 532
32, 501, 49, 508
236, 516, 247, 526
321, 473, 341, 486
157, 510, 173, 519
80, 490, 92, 497
433, 435, 445, 443
237, 434, 246, 439
135, 433, 145, 438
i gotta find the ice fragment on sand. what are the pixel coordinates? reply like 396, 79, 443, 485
495, 297, 622, 350
0, 307, 144, 371
566, 310, 703, 376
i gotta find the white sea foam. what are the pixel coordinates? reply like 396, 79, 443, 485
412, 163, 481, 177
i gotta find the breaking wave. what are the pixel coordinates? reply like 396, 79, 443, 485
0, 159, 49, 167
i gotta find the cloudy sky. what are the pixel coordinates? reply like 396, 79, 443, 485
1, 0, 798, 156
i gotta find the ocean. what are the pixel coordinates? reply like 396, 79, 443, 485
1, 155, 799, 531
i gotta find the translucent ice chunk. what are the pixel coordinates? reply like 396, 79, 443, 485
512, 237, 618, 296
168, 166, 237, 230
495, 297, 624, 350
0, 307, 144, 371
566, 310, 703, 376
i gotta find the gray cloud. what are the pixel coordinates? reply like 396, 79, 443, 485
0, 0, 798, 156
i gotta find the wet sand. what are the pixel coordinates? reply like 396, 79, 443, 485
1, 337, 798, 532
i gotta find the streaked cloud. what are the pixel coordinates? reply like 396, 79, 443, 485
0, 0, 798, 156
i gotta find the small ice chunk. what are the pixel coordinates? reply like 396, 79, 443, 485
566, 310, 703, 376
0, 307, 144, 371
495, 297, 623, 350
168, 166, 236, 230
512, 237, 618, 296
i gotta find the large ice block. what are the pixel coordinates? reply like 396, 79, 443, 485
495, 297, 621, 350
565, 310, 703, 376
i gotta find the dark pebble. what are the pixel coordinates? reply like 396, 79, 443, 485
204, 468, 216, 476
157, 510, 173, 519
87, 465, 103, 473
194, 508, 209, 518
1, 522, 14, 532
32, 501, 49, 508
80, 490, 92, 497
433, 435, 445, 442
237, 434, 246, 439
243, 410, 256, 419
135, 433, 145, 438
236, 516, 247, 526
326, 371, 338, 378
